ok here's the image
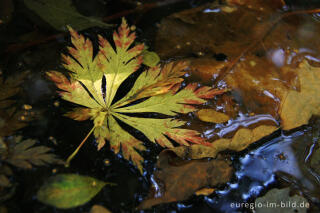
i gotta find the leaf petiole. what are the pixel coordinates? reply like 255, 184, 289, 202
65, 126, 95, 167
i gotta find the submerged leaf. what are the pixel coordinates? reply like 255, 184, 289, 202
139, 151, 233, 209
4, 136, 62, 169
48, 18, 225, 172
255, 188, 309, 213
24, 0, 112, 31
37, 174, 108, 209
0, 72, 32, 137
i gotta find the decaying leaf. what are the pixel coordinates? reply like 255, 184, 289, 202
4, 136, 62, 169
255, 188, 309, 213
139, 151, 233, 209
24, 0, 112, 31
171, 125, 278, 159
37, 174, 109, 209
0, 136, 62, 188
196, 109, 230, 123
48, 18, 225, 172
279, 60, 320, 130
0, 71, 33, 137
155, 0, 289, 59
156, 0, 320, 129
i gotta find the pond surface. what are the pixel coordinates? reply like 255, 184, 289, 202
1, 0, 320, 212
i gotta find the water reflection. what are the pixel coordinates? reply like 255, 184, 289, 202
203, 128, 320, 212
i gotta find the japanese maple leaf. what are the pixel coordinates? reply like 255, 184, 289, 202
47, 18, 224, 173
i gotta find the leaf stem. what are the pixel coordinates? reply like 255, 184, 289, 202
65, 126, 95, 167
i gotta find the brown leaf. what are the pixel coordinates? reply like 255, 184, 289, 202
155, 0, 320, 122
5, 137, 63, 169
171, 125, 278, 159
279, 60, 320, 130
0, 72, 32, 137
155, 1, 291, 59
197, 109, 230, 123
139, 151, 233, 209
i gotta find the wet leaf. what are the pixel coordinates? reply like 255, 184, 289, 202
37, 174, 108, 209
142, 50, 160, 67
197, 109, 230, 123
0, 72, 33, 137
5, 136, 62, 169
155, 1, 288, 59
255, 188, 309, 213
90, 205, 111, 213
48, 18, 225, 173
0, 136, 61, 193
24, 0, 112, 31
139, 151, 233, 209
156, 0, 320, 125
279, 60, 320, 130
171, 125, 278, 159
194, 188, 215, 196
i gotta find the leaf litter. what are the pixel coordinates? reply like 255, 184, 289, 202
2, 0, 320, 211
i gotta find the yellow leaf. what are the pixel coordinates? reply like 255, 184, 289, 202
48, 18, 225, 173
171, 125, 278, 159
197, 109, 230, 123
195, 188, 215, 196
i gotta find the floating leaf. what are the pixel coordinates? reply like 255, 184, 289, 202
24, 0, 112, 31
37, 174, 108, 209
47, 18, 225, 172
197, 109, 230, 123
139, 151, 233, 209
255, 188, 309, 213
279, 60, 320, 130
171, 125, 278, 159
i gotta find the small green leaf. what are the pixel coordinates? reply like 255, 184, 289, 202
142, 50, 160, 67
24, 0, 112, 31
37, 174, 108, 209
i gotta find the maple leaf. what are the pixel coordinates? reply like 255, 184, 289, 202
47, 18, 224, 173
0, 136, 62, 189
0, 71, 33, 137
